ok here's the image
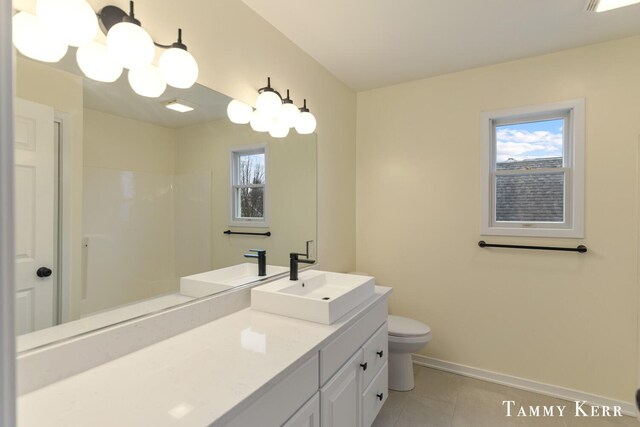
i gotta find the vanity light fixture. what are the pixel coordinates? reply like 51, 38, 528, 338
158, 29, 199, 89
102, 1, 154, 70
256, 77, 283, 118
227, 78, 317, 136
227, 99, 253, 124
164, 99, 195, 113
12, 11, 68, 63
36, 0, 98, 47
586, 0, 640, 11
294, 99, 317, 135
280, 90, 301, 129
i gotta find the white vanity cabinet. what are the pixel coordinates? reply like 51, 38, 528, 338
318, 298, 388, 427
223, 297, 389, 427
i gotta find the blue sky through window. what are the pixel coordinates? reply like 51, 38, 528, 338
495, 119, 564, 162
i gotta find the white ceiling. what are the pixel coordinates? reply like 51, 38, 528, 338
241, 0, 640, 91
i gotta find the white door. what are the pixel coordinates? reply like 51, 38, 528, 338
14, 98, 56, 335
321, 349, 363, 427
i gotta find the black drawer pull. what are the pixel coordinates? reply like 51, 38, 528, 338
376, 350, 384, 358
360, 362, 367, 371
377, 393, 384, 401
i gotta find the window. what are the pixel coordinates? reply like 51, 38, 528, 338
230, 145, 267, 226
480, 100, 584, 238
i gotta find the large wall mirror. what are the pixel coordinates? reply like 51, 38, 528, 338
14, 52, 317, 352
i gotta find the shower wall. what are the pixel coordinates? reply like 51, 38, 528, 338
82, 109, 210, 317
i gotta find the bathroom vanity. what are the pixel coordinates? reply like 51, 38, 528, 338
17, 286, 391, 426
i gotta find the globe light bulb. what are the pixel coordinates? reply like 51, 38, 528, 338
128, 64, 167, 98
107, 21, 154, 69
36, 0, 98, 47
159, 47, 199, 89
250, 110, 270, 133
76, 41, 123, 82
280, 102, 300, 128
255, 90, 282, 118
12, 11, 68, 63
269, 115, 290, 138
295, 111, 317, 135
227, 100, 253, 124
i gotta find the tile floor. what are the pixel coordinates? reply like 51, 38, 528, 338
373, 365, 638, 427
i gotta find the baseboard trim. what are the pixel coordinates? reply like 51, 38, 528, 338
412, 354, 637, 417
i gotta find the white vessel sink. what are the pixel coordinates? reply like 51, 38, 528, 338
251, 270, 375, 324
181, 263, 289, 298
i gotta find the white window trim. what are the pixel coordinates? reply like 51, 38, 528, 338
229, 143, 269, 228
480, 99, 585, 238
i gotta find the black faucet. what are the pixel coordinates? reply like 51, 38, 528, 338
244, 249, 267, 276
289, 253, 315, 280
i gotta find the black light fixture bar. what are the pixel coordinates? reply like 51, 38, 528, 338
97, 2, 187, 50
258, 77, 282, 99
478, 240, 587, 253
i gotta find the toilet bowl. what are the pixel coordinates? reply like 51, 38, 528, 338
388, 314, 432, 391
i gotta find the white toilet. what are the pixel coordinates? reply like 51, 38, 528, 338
387, 314, 432, 391
347, 273, 432, 391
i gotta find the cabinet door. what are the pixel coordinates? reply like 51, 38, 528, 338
283, 392, 320, 427
321, 349, 363, 427
361, 362, 388, 427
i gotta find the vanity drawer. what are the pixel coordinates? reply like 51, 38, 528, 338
224, 354, 319, 427
361, 362, 388, 427
319, 299, 387, 385
361, 322, 388, 389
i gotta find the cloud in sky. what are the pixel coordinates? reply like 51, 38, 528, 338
496, 125, 563, 163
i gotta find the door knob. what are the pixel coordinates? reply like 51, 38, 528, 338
377, 393, 384, 401
376, 350, 384, 358
360, 362, 368, 371
36, 267, 52, 278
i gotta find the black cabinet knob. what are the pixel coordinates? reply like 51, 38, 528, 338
36, 267, 52, 278
376, 350, 384, 358
360, 362, 367, 371
377, 393, 384, 401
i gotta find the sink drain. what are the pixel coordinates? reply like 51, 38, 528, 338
322, 297, 330, 300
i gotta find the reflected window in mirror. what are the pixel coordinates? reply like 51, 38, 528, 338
230, 145, 268, 226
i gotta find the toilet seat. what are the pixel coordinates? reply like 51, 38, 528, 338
388, 315, 431, 338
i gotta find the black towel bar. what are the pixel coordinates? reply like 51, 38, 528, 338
478, 240, 587, 253
224, 230, 271, 237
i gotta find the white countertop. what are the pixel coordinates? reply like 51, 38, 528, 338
18, 287, 391, 427
17, 293, 194, 353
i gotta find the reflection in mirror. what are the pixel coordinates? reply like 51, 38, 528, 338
14, 52, 317, 352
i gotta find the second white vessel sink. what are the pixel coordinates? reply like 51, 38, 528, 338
181, 263, 289, 298
251, 270, 375, 324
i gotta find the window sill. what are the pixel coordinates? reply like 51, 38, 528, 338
481, 226, 584, 239
228, 221, 269, 228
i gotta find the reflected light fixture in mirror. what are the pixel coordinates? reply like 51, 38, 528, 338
128, 64, 167, 98
165, 99, 195, 113
76, 41, 123, 82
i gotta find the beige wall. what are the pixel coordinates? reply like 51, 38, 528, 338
356, 36, 640, 402
81, 0, 358, 272
176, 118, 316, 269
83, 108, 176, 173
